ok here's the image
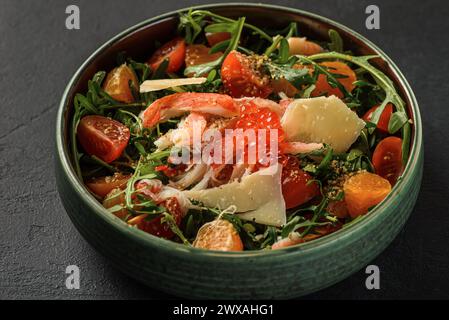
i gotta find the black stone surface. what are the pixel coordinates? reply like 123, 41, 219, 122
1, 0, 448, 299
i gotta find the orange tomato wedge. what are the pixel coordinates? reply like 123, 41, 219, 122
184, 44, 223, 77
103, 188, 128, 220
103, 64, 138, 103
343, 172, 392, 218
86, 173, 130, 198
206, 32, 231, 47
185, 44, 223, 67
311, 61, 356, 98
193, 219, 243, 251
271, 78, 299, 97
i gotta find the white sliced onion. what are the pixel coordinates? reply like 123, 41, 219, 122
170, 164, 207, 190
191, 167, 213, 191
229, 164, 247, 182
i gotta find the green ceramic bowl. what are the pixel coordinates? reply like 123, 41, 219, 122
55, 3, 423, 299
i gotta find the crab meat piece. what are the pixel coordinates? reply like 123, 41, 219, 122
140, 92, 239, 128
154, 112, 208, 150
235, 97, 284, 116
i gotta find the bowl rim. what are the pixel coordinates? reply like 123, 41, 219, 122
56, 2, 422, 259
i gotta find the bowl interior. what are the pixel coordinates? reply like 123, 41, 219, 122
58, 3, 420, 255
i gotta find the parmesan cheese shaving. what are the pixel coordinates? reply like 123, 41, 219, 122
184, 164, 286, 227
139, 78, 207, 92
281, 96, 365, 153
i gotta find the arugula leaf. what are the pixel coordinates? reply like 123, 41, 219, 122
328, 29, 344, 53
178, 9, 204, 44
183, 10, 273, 42
298, 56, 351, 97
209, 40, 230, 54
127, 58, 151, 83
264, 61, 310, 88
285, 22, 298, 38
276, 38, 290, 64
161, 213, 191, 246
183, 17, 245, 77
264, 35, 284, 57
302, 84, 316, 98
281, 216, 331, 238
388, 111, 409, 134
204, 22, 235, 33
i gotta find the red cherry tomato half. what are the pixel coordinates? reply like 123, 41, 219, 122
147, 37, 186, 73
281, 155, 319, 209
206, 32, 231, 47
221, 50, 272, 98
77, 115, 130, 163
372, 136, 403, 185
137, 197, 183, 239
363, 103, 394, 134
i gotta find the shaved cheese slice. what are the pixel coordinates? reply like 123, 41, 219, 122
140, 78, 207, 92
281, 96, 365, 153
184, 164, 286, 227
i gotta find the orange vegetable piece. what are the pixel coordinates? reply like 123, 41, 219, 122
184, 44, 223, 77
206, 32, 231, 47
103, 64, 138, 103
287, 37, 323, 56
185, 44, 223, 67
86, 173, 130, 198
193, 219, 243, 251
103, 188, 128, 220
312, 61, 356, 98
271, 78, 299, 97
343, 172, 392, 218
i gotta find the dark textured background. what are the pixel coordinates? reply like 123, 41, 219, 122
1, 0, 448, 299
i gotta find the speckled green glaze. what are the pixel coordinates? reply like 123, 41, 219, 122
55, 3, 423, 299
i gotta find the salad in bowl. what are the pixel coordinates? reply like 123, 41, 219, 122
70, 8, 411, 252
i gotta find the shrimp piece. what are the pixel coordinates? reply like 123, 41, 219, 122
172, 112, 207, 146
288, 37, 323, 56
272, 233, 304, 249
280, 141, 324, 154
140, 92, 239, 128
